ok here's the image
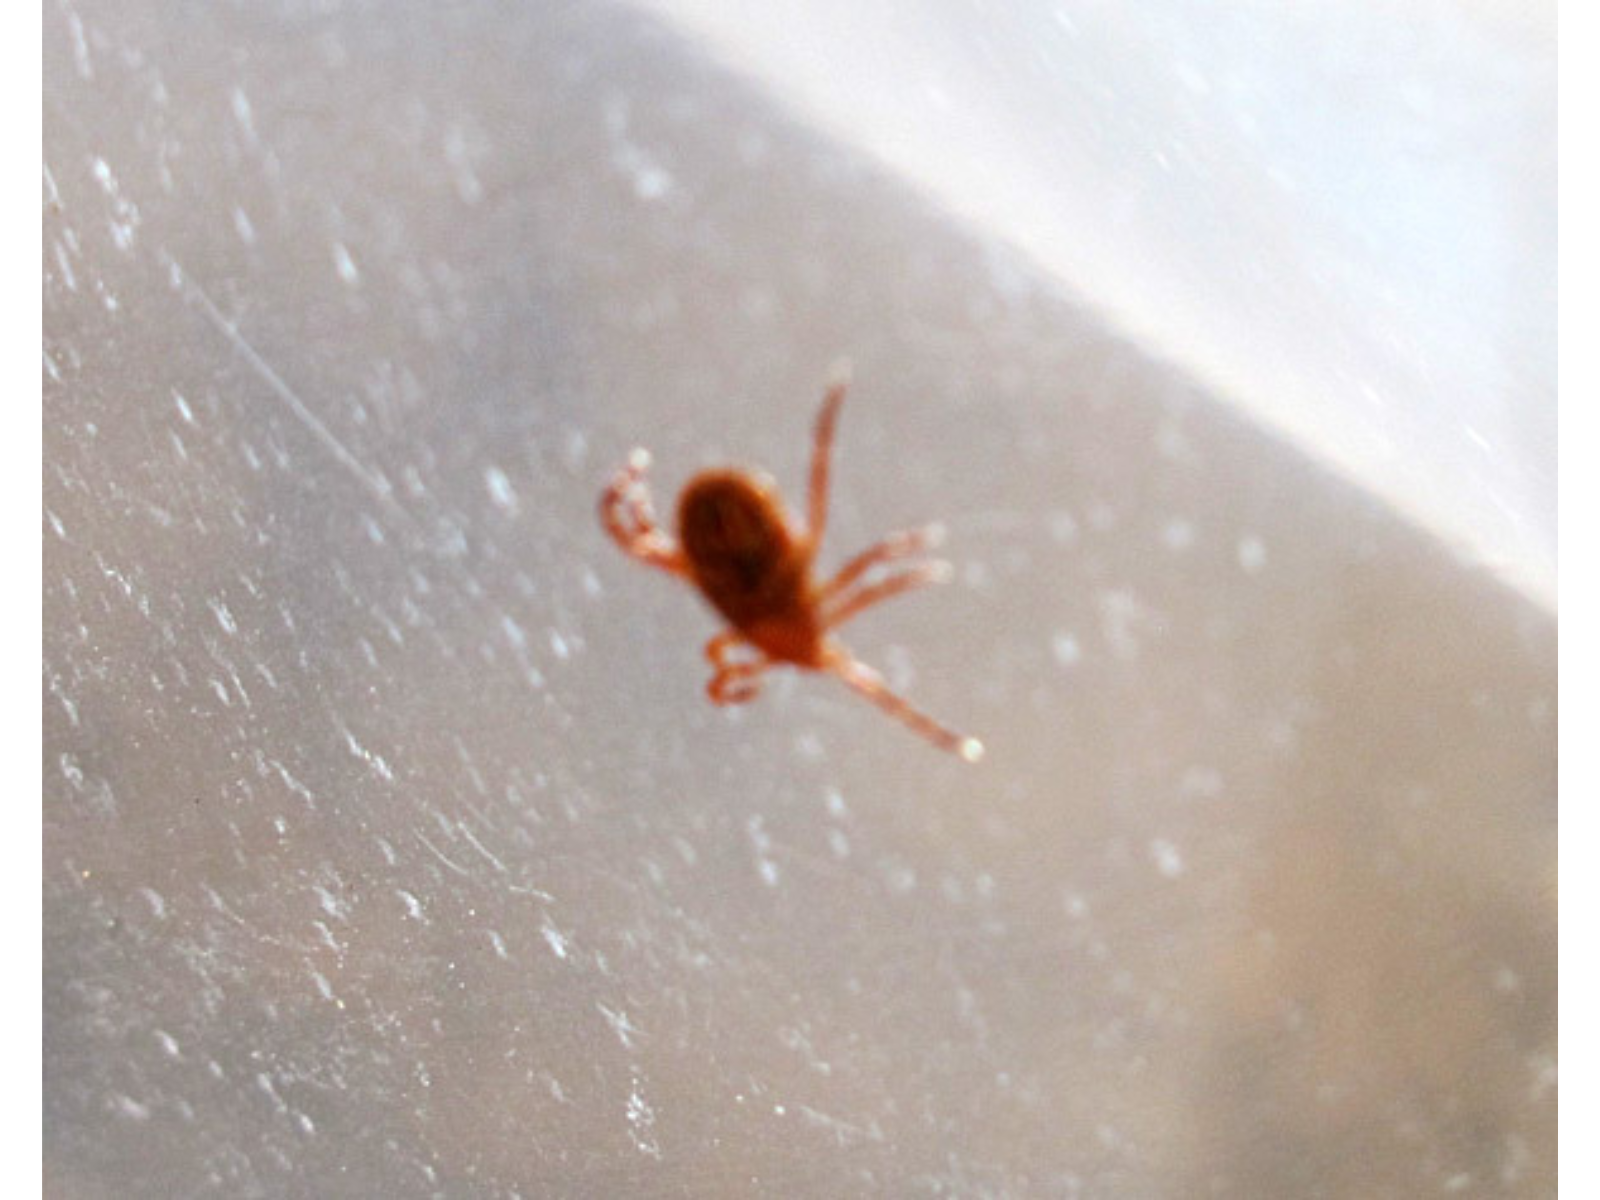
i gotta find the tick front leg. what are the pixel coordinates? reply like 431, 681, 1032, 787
805, 367, 851, 550
708, 662, 770, 704
706, 629, 758, 667
600, 449, 689, 576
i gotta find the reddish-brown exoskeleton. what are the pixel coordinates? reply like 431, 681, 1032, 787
599, 371, 983, 762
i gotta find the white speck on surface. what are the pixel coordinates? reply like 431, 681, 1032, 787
1051, 510, 1080, 545
1237, 534, 1268, 574
626, 1080, 660, 1157
266, 757, 317, 810
747, 815, 779, 887
209, 598, 237, 635
90, 157, 140, 251
232, 206, 256, 244
256, 1072, 287, 1112
562, 426, 589, 471
488, 930, 509, 960
443, 122, 485, 205
500, 614, 527, 651
1179, 765, 1224, 800
67, 10, 93, 78
332, 241, 360, 286
1098, 588, 1158, 661
310, 969, 337, 1002
540, 919, 570, 960
549, 629, 571, 660
1051, 631, 1082, 667
1150, 839, 1185, 879
1161, 518, 1195, 551
397, 890, 424, 921
883, 859, 917, 895
140, 888, 167, 919
113, 1094, 151, 1122
154, 1030, 181, 1058
313, 921, 341, 955
229, 87, 255, 139
597, 1003, 643, 1049
797, 1104, 883, 1147
313, 884, 348, 921
343, 728, 394, 781
49, 242, 76, 293
484, 466, 518, 514
823, 787, 848, 818
172, 390, 195, 424
618, 146, 673, 201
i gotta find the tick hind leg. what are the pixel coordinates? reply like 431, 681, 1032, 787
600, 449, 688, 576
830, 654, 984, 763
705, 630, 771, 704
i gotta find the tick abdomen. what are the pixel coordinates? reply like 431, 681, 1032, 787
677, 470, 818, 653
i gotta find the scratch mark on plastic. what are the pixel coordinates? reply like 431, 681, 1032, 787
164, 252, 408, 524
416, 831, 470, 877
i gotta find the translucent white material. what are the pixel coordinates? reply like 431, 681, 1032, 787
45, 2, 1554, 1195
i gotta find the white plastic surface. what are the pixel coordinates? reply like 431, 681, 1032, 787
45, 2, 1554, 1195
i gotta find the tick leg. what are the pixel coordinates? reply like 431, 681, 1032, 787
818, 523, 945, 605
600, 449, 688, 576
706, 629, 759, 665
805, 368, 850, 551
829, 654, 984, 763
705, 631, 770, 703
708, 659, 771, 705
822, 561, 952, 629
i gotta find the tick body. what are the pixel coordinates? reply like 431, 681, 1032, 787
600, 372, 983, 762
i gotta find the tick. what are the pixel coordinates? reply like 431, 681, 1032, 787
599, 371, 984, 762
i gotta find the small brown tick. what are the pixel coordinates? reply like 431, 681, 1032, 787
599, 370, 983, 762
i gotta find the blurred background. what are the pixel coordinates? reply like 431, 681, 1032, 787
45, 1, 1554, 1195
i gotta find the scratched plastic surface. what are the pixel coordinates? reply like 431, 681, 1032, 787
44, 2, 1554, 1196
